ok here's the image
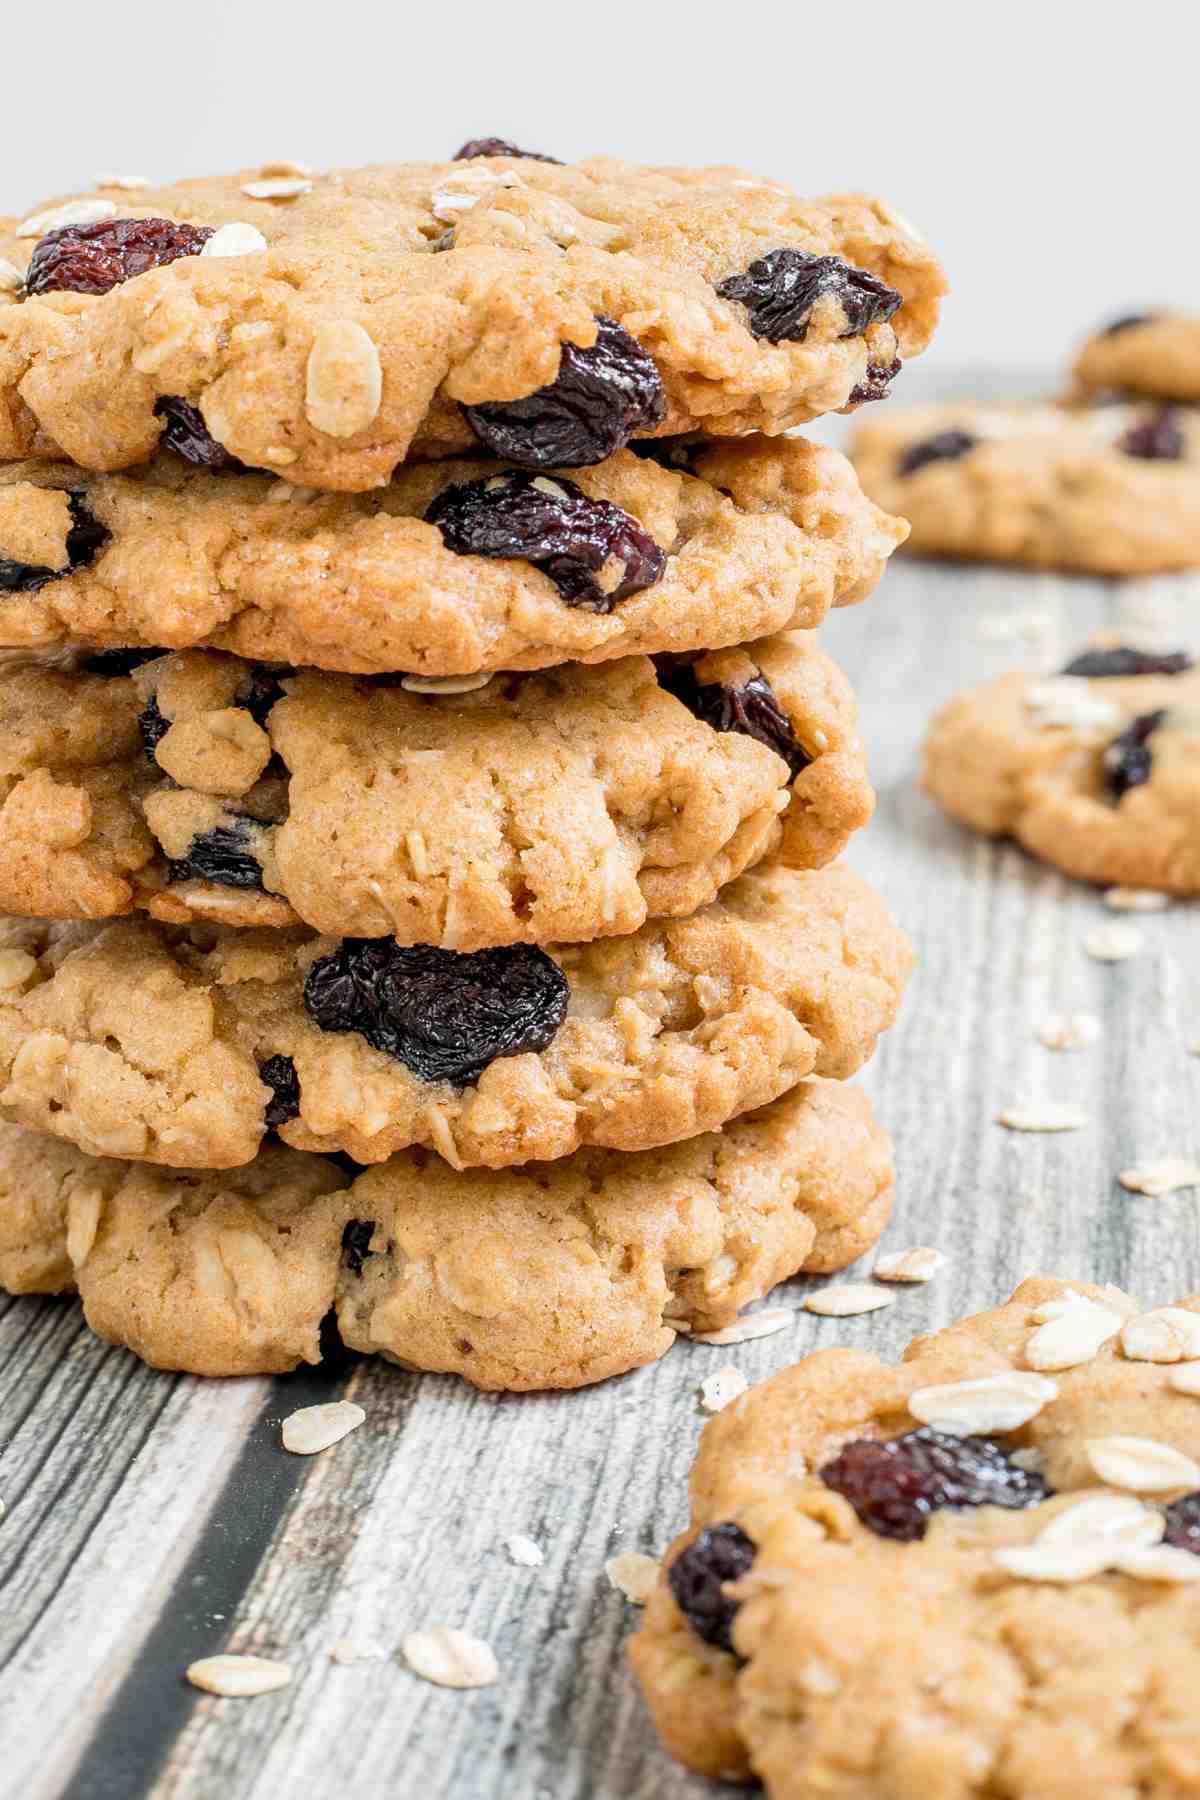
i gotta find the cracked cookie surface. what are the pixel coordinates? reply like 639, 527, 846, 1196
852, 400, 1200, 573
632, 1276, 1200, 1795
0, 158, 945, 489
1073, 311, 1200, 406
0, 858, 912, 1169
0, 633, 872, 943
0, 1079, 892, 1386
922, 657, 1200, 893
0, 440, 904, 676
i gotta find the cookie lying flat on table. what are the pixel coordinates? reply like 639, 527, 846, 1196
0, 634, 872, 942
0, 858, 912, 1169
852, 399, 1200, 573
0, 155, 945, 489
632, 1275, 1200, 1794
0, 441, 904, 676
0, 1078, 892, 1386
922, 645, 1200, 892
1073, 310, 1200, 406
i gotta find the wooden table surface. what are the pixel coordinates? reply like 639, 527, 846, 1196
3, 406, 1198, 1800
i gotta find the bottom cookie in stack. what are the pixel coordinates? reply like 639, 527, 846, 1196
0, 1078, 893, 1389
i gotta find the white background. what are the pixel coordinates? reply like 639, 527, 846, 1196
6, 1, 1198, 377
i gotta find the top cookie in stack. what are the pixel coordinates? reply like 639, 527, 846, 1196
0, 144, 940, 1386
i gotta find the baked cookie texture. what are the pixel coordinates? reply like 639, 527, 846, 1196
852, 399, 1200, 573
922, 655, 1200, 892
1073, 311, 1200, 405
0, 158, 945, 489
0, 633, 872, 943
0, 439, 905, 676
632, 1276, 1200, 1795
0, 1079, 893, 1385
0, 859, 913, 1169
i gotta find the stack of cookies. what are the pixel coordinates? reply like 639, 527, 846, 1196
0, 143, 944, 1388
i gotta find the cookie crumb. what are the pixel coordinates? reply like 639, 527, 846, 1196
873, 1247, 946, 1284
280, 1399, 365, 1456
604, 1552, 660, 1603
402, 1626, 499, 1689
997, 1103, 1088, 1133
505, 1534, 544, 1568
692, 1307, 794, 1345
1105, 886, 1170, 912
700, 1367, 748, 1413
1118, 1156, 1200, 1197
186, 1654, 292, 1697
804, 1283, 894, 1318
1083, 921, 1143, 962
1036, 1011, 1101, 1052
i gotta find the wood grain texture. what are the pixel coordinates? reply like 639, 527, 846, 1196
2, 411, 1198, 1798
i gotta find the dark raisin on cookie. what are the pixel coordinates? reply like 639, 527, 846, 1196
341, 1218, 377, 1275
138, 696, 170, 758
81, 646, 167, 677
23, 216, 214, 297
1102, 313, 1156, 336
654, 655, 811, 780
666, 1523, 757, 1653
848, 357, 902, 405
259, 1054, 301, 1127
0, 493, 109, 594
716, 248, 902, 345
1118, 408, 1185, 461
819, 1426, 1051, 1541
167, 818, 266, 889
303, 938, 569, 1087
426, 471, 665, 610
452, 137, 561, 163
236, 665, 291, 727
897, 429, 978, 477
1060, 646, 1193, 680
154, 396, 245, 471
463, 316, 667, 469
1163, 1491, 1200, 1555
1102, 709, 1166, 799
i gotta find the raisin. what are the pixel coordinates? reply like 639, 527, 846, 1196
259, 1054, 300, 1127
452, 137, 561, 163
848, 356, 902, 405
716, 248, 902, 344
138, 697, 170, 759
1060, 645, 1193, 679
463, 316, 667, 468
154, 396, 244, 471
0, 493, 109, 594
341, 1218, 376, 1275
898, 429, 977, 477
654, 655, 810, 779
24, 216, 213, 297
1102, 710, 1165, 799
1163, 1491, 1200, 1555
81, 646, 166, 677
1103, 313, 1156, 336
237, 665, 290, 727
426, 471, 664, 610
820, 1426, 1050, 1541
168, 818, 265, 889
1118, 408, 1185, 461
666, 1524, 756, 1653
303, 938, 569, 1086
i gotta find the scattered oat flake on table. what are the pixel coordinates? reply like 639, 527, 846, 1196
1036, 1011, 1102, 1052
281, 1399, 365, 1455
329, 1637, 386, 1665
505, 1534, 544, 1568
805, 1283, 894, 1318
1105, 886, 1170, 912
401, 1627, 499, 1690
691, 1307, 794, 1345
604, 1553, 660, 1604
873, 1247, 947, 1283
1083, 922, 1143, 962
1118, 1156, 1200, 1197
186, 1655, 292, 1697
700, 1366, 748, 1413
997, 1103, 1088, 1133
